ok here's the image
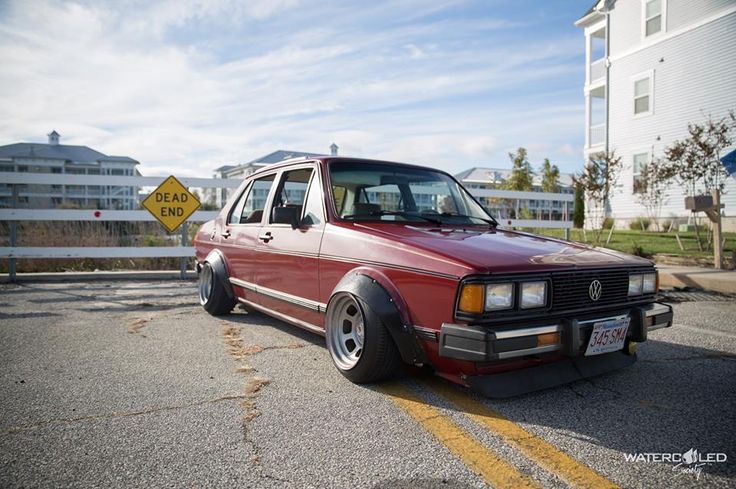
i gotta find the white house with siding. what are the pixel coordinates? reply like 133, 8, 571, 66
576, 0, 736, 230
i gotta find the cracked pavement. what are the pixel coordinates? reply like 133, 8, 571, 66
0, 281, 735, 488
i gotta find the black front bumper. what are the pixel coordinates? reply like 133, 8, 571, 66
438, 302, 673, 362
437, 302, 673, 398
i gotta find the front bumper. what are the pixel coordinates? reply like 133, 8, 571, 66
439, 302, 673, 362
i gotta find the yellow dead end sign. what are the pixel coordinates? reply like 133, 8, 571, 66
141, 175, 201, 232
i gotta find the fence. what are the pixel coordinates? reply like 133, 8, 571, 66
1, 172, 573, 281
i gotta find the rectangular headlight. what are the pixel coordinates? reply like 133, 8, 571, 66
642, 273, 657, 294
628, 274, 643, 296
520, 281, 547, 309
485, 283, 513, 310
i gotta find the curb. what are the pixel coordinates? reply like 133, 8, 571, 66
658, 268, 736, 296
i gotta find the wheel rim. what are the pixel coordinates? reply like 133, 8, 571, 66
198, 264, 213, 305
326, 293, 365, 370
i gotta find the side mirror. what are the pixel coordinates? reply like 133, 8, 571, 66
271, 206, 300, 228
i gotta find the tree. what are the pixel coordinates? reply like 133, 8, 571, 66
541, 158, 560, 193
634, 155, 673, 232
576, 150, 622, 244
664, 111, 736, 196
505, 147, 534, 191
540, 158, 561, 220
664, 111, 736, 250
573, 180, 585, 229
504, 147, 534, 219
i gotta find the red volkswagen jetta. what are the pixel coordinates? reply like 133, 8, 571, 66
194, 156, 673, 397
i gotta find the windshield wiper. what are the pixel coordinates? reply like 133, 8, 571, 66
440, 213, 497, 226
343, 210, 443, 225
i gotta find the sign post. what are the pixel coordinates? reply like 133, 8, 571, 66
141, 176, 200, 277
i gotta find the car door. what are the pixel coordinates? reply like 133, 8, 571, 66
254, 165, 326, 329
220, 173, 277, 303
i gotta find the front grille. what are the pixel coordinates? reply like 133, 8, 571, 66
551, 268, 649, 311
456, 267, 657, 324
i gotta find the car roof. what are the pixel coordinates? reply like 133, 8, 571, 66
247, 156, 452, 179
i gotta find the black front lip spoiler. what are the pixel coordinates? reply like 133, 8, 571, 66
465, 351, 637, 398
438, 302, 673, 362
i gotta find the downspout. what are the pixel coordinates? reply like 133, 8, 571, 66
604, 4, 611, 155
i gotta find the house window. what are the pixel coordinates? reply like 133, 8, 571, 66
633, 153, 649, 193
633, 73, 653, 116
644, 0, 663, 37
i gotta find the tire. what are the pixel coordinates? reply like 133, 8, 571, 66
325, 292, 401, 383
198, 262, 236, 316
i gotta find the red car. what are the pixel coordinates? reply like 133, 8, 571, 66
194, 157, 673, 397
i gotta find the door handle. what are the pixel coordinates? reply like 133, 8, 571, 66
221, 230, 231, 239
258, 232, 273, 243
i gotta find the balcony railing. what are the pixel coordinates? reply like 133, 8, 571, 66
589, 123, 606, 147
589, 58, 605, 84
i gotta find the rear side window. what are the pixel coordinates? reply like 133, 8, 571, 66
228, 174, 275, 224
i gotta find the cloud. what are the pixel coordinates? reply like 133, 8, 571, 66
0, 0, 586, 178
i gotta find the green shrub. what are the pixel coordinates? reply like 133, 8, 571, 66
628, 243, 648, 257
660, 220, 673, 232
629, 217, 650, 231
602, 217, 614, 229
573, 184, 585, 229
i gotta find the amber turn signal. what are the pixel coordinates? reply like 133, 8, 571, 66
458, 284, 484, 314
536, 332, 561, 346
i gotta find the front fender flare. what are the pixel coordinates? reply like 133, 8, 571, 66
329, 270, 426, 365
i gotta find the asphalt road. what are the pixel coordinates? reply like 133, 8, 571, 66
0, 281, 734, 488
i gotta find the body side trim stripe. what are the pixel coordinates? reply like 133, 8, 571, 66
230, 277, 328, 313
237, 297, 325, 336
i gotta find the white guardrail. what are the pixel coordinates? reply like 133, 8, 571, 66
0, 172, 573, 280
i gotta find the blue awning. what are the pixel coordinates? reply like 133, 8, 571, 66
722, 148, 736, 178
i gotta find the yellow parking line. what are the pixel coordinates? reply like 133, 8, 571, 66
426, 378, 620, 489
379, 382, 540, 489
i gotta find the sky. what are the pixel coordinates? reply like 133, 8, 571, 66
0, 0, 593, 177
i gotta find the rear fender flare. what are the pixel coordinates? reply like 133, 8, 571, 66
329, 267, 426, 365
202, 249, 235, 299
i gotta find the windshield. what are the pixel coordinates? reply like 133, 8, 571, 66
329, 161, 496, 226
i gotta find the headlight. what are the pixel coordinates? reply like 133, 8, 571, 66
642, 272, 657, 294
485, 283, 513, 310
628, 274, 643, 296
521, 281, 547, 309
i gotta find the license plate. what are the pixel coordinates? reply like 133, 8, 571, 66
585, 316, 630, 356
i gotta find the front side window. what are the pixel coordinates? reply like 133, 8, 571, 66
329, 161, 494, 226
269, 168, 312, 224
302, 172, 325, 226
633, 153, 649, 193
644, 0, 663, 37
634, 75, 652, 115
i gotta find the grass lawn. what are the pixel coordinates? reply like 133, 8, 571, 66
526, 228, 736, 260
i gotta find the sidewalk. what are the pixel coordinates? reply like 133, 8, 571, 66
657, 264, 736, 295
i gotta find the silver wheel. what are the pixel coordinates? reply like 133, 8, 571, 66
198, 263, 214, 305
326, 293, 365, 370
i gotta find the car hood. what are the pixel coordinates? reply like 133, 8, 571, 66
353, 223, 653, 274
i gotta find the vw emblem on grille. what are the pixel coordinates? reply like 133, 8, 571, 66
589, 280, 603, 301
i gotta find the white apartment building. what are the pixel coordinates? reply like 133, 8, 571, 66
576, 0, 736, 229
0, 131, 140, 209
